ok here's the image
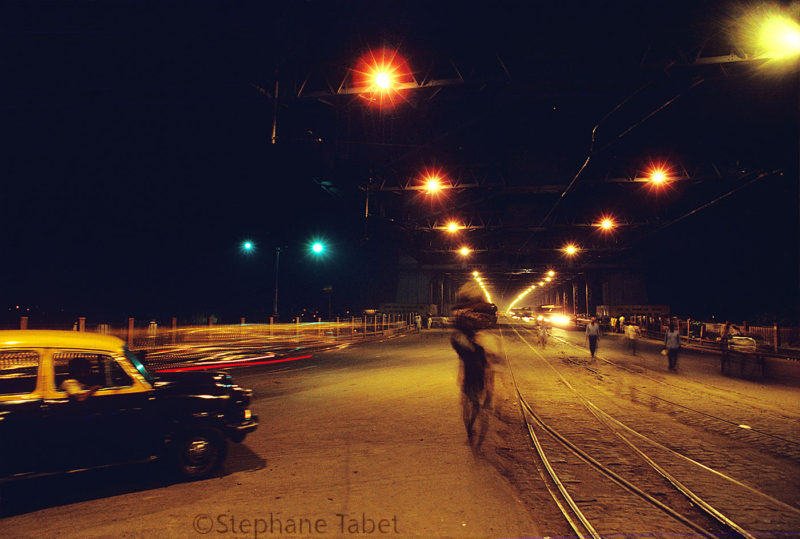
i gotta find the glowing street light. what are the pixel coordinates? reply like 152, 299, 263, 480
445, 220, 463, 233
424, 176, 443, 194
242, 241, 254, 252
375, 71, 392, 90
597, 216, 616, 231
547, 270, 555, 277
738, 9, 800, 61
650, 167, 668, 185
311, 242, 326, 255
759, 15, 800, 59
458, 246, 471, 257
563, 243, 579, 256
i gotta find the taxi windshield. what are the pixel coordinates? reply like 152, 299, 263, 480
124, 346, 154, 383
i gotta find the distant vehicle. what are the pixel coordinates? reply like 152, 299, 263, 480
535, 305, 571, 327
508, 307, 532, 320
0, 330, 258, 483
727, 336, 758, 353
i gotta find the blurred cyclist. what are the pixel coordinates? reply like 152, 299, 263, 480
450, 282, 499, 449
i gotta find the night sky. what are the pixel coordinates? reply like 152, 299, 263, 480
2, 1, 798, 326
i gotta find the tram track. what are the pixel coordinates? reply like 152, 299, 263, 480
498, 323, 800, 537
537, 327, 800, 460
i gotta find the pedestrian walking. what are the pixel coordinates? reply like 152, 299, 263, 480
624, 322, 640, 355
585, 316, 601, 359
719, 320, 731, 365
414, 313, 422, 332
537, 322, 548, 348
450, 282, 498, 450
664, 320, 681, 371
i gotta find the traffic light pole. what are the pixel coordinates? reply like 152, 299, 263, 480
273, 247, 281, 318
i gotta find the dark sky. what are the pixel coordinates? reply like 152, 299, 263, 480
2, 1, 798, 325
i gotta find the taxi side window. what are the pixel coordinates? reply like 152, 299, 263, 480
0, 351, 39, 395
54, 353, 133, 391
105, 356, 133, 387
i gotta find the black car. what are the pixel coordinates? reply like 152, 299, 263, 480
0, 330, 258, 482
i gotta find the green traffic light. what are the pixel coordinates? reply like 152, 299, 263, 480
242, 241, 253, 251
311, 242, 325, 254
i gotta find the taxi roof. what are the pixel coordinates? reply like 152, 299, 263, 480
0, 330, 126, 351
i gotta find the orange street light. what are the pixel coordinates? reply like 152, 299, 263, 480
353, 48, 412, 109
445, 220, 462, 233
563, 243, 579, 256
426, 178, 441, 192
597, 216, 616, 231
458, 246, 471, 257
374, 71, 392, 90
647, 165, 670, 186
547, 270, 555, 277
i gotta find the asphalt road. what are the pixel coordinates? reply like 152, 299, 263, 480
1, 330, 540, 538
2, 325, 799, 537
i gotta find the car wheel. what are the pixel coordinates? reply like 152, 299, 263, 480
173, 427, 227, 480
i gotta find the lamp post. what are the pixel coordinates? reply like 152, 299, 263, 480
273, 247, 281, 317
243, 241, 327, 320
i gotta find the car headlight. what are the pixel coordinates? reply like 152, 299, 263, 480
244, 409, 252, 420
551, 315, 571, 326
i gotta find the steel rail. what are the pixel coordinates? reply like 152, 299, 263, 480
499, 326, 710, 537
499, 327, 596, 538
530, 327, 800, 518
508, 324, 755, 537
546, 330, 800, 448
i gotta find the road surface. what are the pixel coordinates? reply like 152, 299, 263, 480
2, 324, 799, 537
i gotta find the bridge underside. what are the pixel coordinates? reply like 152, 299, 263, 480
393, 255, 648, 315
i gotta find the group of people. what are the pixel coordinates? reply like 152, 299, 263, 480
584, 316, 682, 370
413, 313, 433, 331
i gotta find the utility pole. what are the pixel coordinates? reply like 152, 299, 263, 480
273, 247, 281, 318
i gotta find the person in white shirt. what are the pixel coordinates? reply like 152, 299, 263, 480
664, 321, 682, 371
60, 357, 102, 402
624, 323, 641, 355
585, 317, 601, 358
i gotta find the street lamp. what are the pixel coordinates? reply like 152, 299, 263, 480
445, 220, 462, 233
458, 246, 471, 257
563, 243, 579, 256
597, 216, 616, 231
646, 164, 671, 187
738, 9, 800, 62
375, 71, 392, 90
424, 176, 443, 194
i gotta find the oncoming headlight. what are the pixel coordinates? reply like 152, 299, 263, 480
551, 315, 571, 326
